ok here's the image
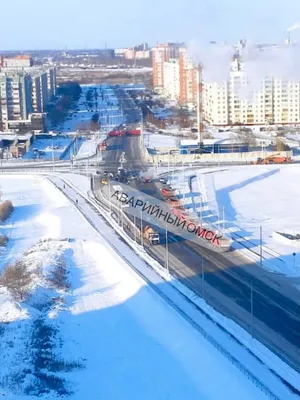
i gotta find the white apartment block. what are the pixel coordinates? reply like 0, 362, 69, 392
46, 66, 56, 99
0, 65, 56, 130
30, 69, 48, 113
204, 57, 300, 126
163, 59, 180, 101
0, 71, 33, 128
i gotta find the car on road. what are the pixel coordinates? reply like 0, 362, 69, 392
159, 177, 168, 184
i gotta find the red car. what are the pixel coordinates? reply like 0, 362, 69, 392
126, 129, 141, 136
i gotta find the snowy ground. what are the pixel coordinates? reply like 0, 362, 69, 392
0, 174, 293, 399
74, 135, 106, 160
144, 131, 179, 148
171, 164, 300, 277
22, 137, 73, 161
55, 85, 125, 134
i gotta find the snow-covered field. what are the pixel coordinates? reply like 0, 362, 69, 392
172, 164, 300, 277
75, 136, 103, 160
144, 131, 179, 148
0, 174, 289, 399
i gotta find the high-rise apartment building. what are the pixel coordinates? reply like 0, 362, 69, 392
152, 43, 183, 90
163, 59, 180, 101
153, 44, 199, 107
0, 55, 56, 130
30, 69, 48, 113
0, 71, 33, 129
203, 56, 300, 126
178, 48, 199, 106
46, 66, 56, 99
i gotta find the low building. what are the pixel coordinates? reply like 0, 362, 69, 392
0, 133, 32, 158
2, 55, 33, 68
5, 113, 47, 132
179, 138, 249, 154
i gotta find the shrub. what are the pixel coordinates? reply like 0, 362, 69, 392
0, 261, 32, 300
48, 257, 70, 290
0, 200, 14, 221
0, 235, 8, 247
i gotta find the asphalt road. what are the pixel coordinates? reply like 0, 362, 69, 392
101, 135, 300, 378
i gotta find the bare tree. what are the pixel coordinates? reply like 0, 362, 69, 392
236, 131, 256, 148
0, 261, 32, 301
0, 200, 14, 221
48, 257, 70, 290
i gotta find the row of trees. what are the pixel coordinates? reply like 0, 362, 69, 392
47, 82, 82, 125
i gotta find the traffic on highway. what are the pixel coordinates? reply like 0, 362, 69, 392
91, 84, 300, 381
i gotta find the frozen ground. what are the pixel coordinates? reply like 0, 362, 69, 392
171, 164, 300, 277
0, 175, 283, 399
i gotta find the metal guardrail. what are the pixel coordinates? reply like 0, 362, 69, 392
85, 177, 282, 399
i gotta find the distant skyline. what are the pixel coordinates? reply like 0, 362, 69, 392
1, 0, 300, 50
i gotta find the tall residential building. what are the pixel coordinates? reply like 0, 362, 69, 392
0, 58, 56, 130
203, 56, 300, 126
178, 48, 199, 106
152, 43, 183, 90
30, 69, 48, 112
0, 71, 33, 129
163, 59, 180, 101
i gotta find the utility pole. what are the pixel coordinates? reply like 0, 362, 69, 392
140, 111, 144, 149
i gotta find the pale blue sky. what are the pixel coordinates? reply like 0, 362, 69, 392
0, 0, 299, 49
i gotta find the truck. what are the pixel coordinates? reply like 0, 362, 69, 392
98, 141, 107, 151
251, 155, 292, 165
108, 130, 125, 137
143, 225, 160, 245
126, 129, 141, 136
167, 197, 181, 207
116, 167, 127, 182
161, 187, 176, 198
142, 176, 152, 183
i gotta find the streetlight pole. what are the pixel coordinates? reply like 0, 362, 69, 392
250, 279, 253, 337
52, 135, 55, 172
134, 214, 137, 242
165, 223, 169, 272
201, 257, 204, 298
108, 182, 111, 211
260, 225, 263, 265
140, 209, 144, 247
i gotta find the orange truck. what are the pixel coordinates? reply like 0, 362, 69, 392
143, 225, 160, 245
253, 155, 292, 165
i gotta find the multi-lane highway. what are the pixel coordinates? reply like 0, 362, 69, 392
97, 87, 300, 378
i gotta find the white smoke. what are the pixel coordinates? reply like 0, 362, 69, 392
187, 40, 235, 83
236, 44, 300, 102
244, 44, 300, 81
287, 22, 300, 32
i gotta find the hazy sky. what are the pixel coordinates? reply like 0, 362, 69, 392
0, 0, 300, 50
